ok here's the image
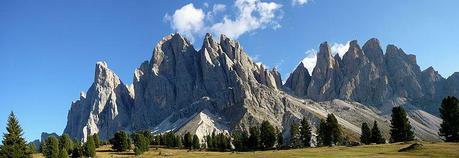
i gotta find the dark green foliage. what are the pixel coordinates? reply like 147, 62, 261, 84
317, 114, 342, 146
176, 135, 183, 148
439, 96, 459, 142
370, 121, 385, 144
390, 106, 414, 142
110, 131, 131, 152
183, 132, 192, 149
28, 143, 37, 154
70, 141, 82, 158
132, 132, 149, 155
0, 112, 32, 158
231, 130, 249, 151
192, 135, 200, 150
40, 140, 47, 154
300, 117, 312, 147
248, 126, 261, 150
83, 135, 96, 157
317, 119, 328, 146
58, 148, 69, 158
276, 128, 283, 148
326, 114, 342, 146
289, 123, 301, 148
162, 132, 180, 148
139, 131, 153, 145
260, 121, 276, 149
360, 122, 371, 144
214, 133, 230, 151
59, 134, 73, 154
92, 133, 100, 148
153, 135, 161, 145
44, 136, 59, 158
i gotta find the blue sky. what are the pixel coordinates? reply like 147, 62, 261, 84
1, 0, 458, 142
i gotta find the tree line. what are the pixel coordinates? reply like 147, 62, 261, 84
1, 96, 458, 157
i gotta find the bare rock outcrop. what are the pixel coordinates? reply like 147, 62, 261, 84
64, 62, 133, 141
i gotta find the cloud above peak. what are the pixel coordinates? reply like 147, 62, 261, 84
301, 41, 350, 74
164, 4, 205, 41
164, 0, 283, 41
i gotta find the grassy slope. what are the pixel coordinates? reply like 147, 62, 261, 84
33, 142, 459, 158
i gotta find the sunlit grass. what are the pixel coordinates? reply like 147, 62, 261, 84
33, 142, 459, 158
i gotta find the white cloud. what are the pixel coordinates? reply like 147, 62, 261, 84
300, 41, 350, 74
164, 0, 282, 41
210, 0, 282, 38
292, 0, 308, 6
330, 41, 350, 58
301, 49, 317, 74
165, 3, 205, 42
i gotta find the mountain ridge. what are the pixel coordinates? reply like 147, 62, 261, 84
64, 33, 457, 143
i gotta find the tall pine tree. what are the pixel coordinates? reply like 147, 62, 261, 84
300, 117, 312, 147
276, 128, 283, 148
390, 106, 414, 142
360, 122, 371, 145
93, 133, 100, 148
0, 112, 32, 158
110, 131, 130, 152
248, 126, 261, 150
59, 134, 73, 154
84, 135, 96, 157
260, 121, 276, 149
44, 136, 59, 158
326, 114, 341, 146
370, 121, 385, 144
192, 135, 200, 150
317, 119, 328, 146
439, 96, 459, 142
289, 123, 301, 148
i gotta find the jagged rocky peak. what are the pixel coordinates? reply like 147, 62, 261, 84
284, 62, 311, 97
362, 38, 384, 66
342, 40, 367, 71
307, 41, 342, 101
64, 61, 133, 141
94, 61, 121, 88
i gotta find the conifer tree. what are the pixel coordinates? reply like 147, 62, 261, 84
439, 96, 459, 142
93, 133, 100, 148
326, 114, 341, 146
276, 127, 283, 148
300, 117, 312, 147
248, 126, 261, 150
390, 106, 414, 142
0, 112, 32, 158
192, 135, 200, 150
59, 134, 73, 154
231, 130, 248, 151
44, 136, 59, 158
58, 148, 69, 158
110, 131, 130, 152
370, 121, 385, 144
289, 123, 301, 148
360, 122, 371, 145
71, 140, 82, 158
260, 121, 276, 149
84, 135, 96, 157
183, 132, 192, 149
132, 132, 149, 155
317, 119, 328, 146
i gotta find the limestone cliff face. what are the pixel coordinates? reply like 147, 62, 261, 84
64, 34, 451, 142
64, 62, 134, 141
285, 38, 455, 115
284, 63, 311, 97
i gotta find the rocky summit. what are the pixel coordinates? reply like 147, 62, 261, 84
64, 33, 458, 143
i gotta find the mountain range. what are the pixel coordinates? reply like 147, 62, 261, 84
63, 33, 459, 144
